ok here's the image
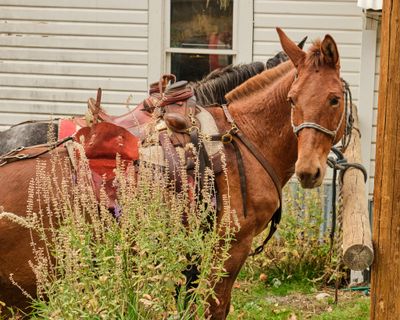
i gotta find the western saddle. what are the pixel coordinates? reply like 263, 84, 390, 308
71, 74, 224, 214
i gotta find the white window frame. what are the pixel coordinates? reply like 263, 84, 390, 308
148, 0, 253, 83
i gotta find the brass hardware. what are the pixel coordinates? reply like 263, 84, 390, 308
221, 133, 233, 144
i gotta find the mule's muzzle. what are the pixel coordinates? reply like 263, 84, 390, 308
295, 163, 323, 188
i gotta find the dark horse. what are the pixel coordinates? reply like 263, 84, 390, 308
0, 29, 344, 319
0, 38, 308, 156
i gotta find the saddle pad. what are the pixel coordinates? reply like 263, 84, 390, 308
140, 145, 166, 166
196, 106, 223, 156
139, 107, 223, 168
58, 119, 81, 140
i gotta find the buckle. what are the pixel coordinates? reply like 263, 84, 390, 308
221, 133, 233, 144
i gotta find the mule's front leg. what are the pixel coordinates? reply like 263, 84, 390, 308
208, 235, 253, 320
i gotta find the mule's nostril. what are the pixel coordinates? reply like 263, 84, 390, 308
298, 172, 305, 182
314, 168, 321, 180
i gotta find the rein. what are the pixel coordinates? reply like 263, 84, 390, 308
211, 104, 283, 256
0, 136, 73, 167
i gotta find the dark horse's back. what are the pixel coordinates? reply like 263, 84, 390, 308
0, 122, 57, 156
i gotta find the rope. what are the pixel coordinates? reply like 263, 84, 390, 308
327, 147, 367, 249
326, 146, 367, 304
338, 79, 353, 152
333, 181, 345, 304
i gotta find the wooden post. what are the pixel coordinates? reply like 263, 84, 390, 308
371, 0, 400, 318
342, 104, 374, 271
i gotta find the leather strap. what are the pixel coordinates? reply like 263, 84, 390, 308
157, 89, 194, 108
231, 138, 248, 217
189, 127, 212, 191
219, 104, 282, 204
212, 104, 283, 255
234, 131, 282, 203
221, 104, 235, 124
0, 136, 73, 166
234, 129, 283, 256
159, 131, 183, 192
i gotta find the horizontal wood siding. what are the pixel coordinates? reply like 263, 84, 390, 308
0, 1, 148, 128
253, 0, 363, 105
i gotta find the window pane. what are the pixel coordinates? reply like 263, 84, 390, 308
170, 0, 233, 49
171, 53, 233, 81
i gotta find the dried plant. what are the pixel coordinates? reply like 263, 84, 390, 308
5, 143, 237, 319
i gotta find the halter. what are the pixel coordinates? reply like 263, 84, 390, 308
290, 78, 351, 145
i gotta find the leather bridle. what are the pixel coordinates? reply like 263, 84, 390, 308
290, 78, 349, 144
291, 106, 345, 142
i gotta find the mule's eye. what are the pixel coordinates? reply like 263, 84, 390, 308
330, 97, 339, 106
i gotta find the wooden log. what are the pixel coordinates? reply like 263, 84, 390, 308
371, 0, 400, 318
341, 104, 374, 271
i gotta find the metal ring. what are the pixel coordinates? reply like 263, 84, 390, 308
221, 133, 233, 144
187, 126, 199, 133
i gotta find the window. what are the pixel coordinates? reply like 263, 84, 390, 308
165, 0, 242, 81
148, 0, 252, 83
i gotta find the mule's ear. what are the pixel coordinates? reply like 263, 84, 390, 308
321, 34, 339, 67
276, 27, 305, 68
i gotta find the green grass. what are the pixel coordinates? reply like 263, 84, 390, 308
228, 277, 370, 320
312, 298, 370, 320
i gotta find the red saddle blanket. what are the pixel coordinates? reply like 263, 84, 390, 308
74, 122, 139, 216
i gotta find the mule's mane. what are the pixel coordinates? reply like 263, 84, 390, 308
191, 62, 266, 106
225, 60, 293, 103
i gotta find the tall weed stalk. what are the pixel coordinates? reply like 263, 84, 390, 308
17, 144, 236, 319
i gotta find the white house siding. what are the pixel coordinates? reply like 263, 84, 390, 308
0, 0, 149, 130
253, 0, 363, 106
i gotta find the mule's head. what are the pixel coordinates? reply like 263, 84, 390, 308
277, 28, 345, 188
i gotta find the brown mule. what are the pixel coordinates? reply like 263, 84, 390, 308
203, 28, 345, 318
0, 28, 345, 319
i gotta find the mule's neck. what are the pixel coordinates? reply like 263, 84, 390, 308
229, 69, 298, 185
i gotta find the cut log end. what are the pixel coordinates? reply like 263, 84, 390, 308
343, 244, 374, 271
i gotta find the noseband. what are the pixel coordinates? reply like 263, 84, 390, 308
290, 78, 351, 144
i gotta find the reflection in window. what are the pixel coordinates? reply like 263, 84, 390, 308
170, 0, 233, 49
171, 53, 233, 81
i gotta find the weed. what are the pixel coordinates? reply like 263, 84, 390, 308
9, 144, 237, 319
245, 183, 346, 287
